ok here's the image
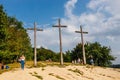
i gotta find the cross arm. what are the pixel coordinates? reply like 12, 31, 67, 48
27, 28, 43, 31
52, 25, 67, 28
36, 29, 43, 31
75, 31, 88, 34
27, 28, 34, 30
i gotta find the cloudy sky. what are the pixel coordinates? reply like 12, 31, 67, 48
1, 0, 120, 64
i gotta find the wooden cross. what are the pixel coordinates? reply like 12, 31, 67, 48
27, 22, 43, 66
53, 18, 67, 65
75, 25, 88, 64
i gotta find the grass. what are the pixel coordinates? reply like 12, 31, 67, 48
68, 68, 84, 75
49, 73, 65, 80
41, 67, 45, 71
0, 69, 9, 74
32, 74, 43, 80
107, 75, 115, 79
29, 71, 43, 80
68, 68, 94, 80
55, 75, 66, 80
0, 61, 81, 74
0, 62, 20, 74
25, 61, 70, 68
49, 73, 54, 75
86, 65, 94, 69
0, 61, 64, 74
34, 71, 38, 74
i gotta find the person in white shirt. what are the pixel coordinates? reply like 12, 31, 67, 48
19, 55, 25, 70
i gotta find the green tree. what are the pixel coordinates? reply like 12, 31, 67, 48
0, 5, 32, 63
0, 5, 8, 50
37, 47, 59, 62
68, 42, 115, 67
64, 50, 72, 62
71, 43, 83, 61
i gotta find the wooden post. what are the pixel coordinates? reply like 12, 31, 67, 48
75, 25, 88, 64
53, 18, 67, 65
27, 22, 43, 66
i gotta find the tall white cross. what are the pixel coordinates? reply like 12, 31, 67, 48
27, 22, 43, 66
75, 25, 88, 64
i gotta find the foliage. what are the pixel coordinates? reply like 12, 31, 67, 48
0, 5, 32, 64
37, 47, 60, 62
64, 50, 72, 62
0, 5, 8, 50
30, 72, 43, 80
68, 42, 115, 67
35, 47, 72, 63
68, 68, 84, 75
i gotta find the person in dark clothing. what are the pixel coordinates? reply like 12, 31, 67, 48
90, 58, 94, 65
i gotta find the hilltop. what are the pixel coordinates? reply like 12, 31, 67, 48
0, 64, 120, 80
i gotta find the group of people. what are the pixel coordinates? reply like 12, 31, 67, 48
72, 57, 94, 65
1, 55, 94, 70
0, 55, 25, 70
0, 63, 9, 70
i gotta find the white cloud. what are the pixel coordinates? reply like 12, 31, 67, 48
62, 0, 120, 64
87, 0, 106, 10
27, 0, 120, 64
106, 36, 114, 41
64, 0, 77, 18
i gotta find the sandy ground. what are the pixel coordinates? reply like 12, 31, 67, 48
0, 65, 120, 80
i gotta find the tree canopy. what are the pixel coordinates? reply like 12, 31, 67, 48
68, 42, 115, 67
37, 47, 60, 62
0, 5, 33, 63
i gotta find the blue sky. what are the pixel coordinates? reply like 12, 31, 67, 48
1, 0, 65, 24
1, 0, 89, 24
0, 0, 120, 64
